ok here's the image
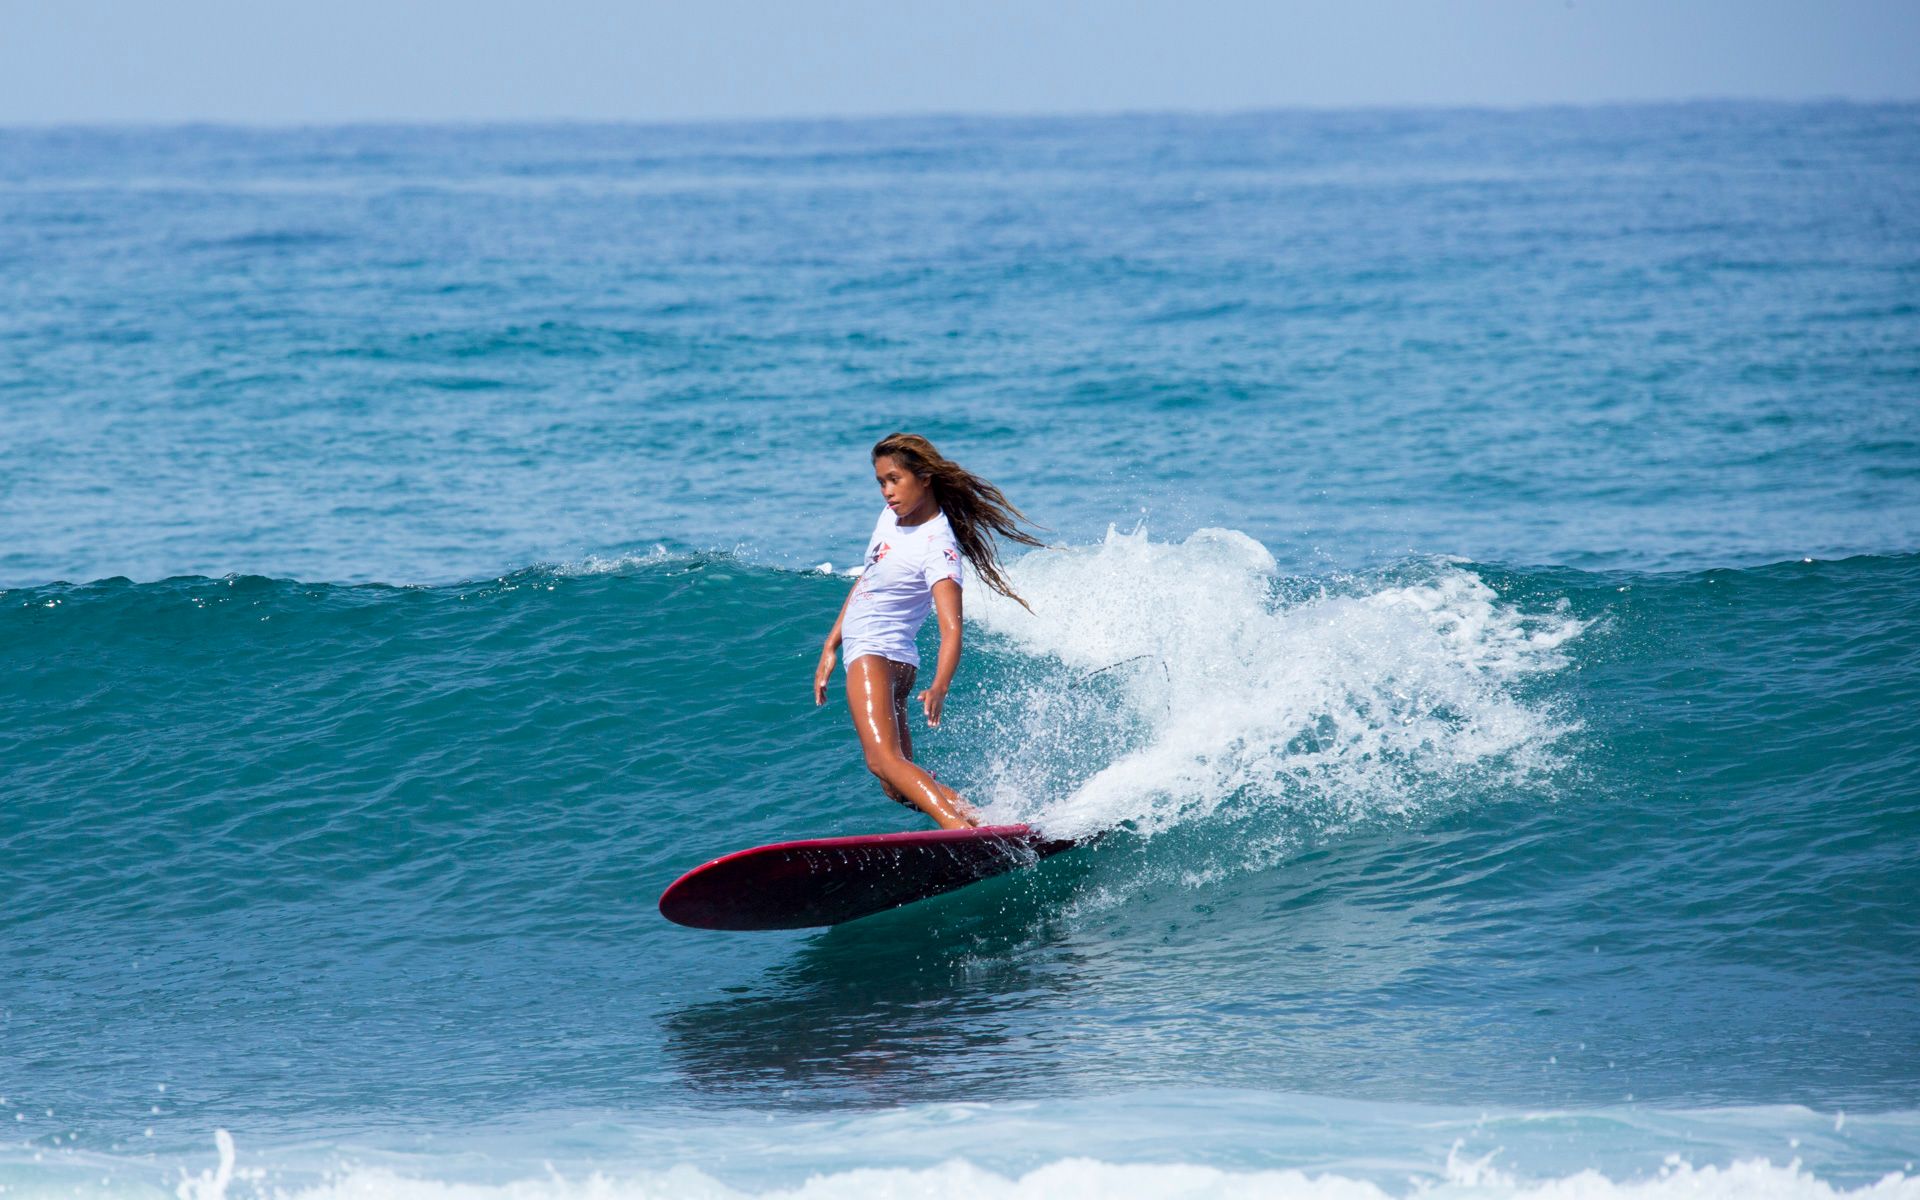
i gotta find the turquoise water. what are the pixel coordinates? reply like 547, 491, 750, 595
3, 104, 1919, 1197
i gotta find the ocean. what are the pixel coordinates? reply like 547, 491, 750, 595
2, 103, 1918, 1197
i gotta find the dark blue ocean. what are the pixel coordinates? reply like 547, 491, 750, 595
4, 104, 1919, 1198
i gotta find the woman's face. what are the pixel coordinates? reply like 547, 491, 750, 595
873, 455, 933, 520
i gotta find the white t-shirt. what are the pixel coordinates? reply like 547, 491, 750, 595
839, 505, 964, 668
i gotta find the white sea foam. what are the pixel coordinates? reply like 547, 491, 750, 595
113, 1150, 1920, 1200
14, 1103, 1920, 1200
967, 527, 1584, 843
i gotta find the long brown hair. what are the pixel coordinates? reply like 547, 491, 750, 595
872, 432, 1043, 611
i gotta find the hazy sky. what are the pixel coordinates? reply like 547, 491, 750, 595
4, 0, 1916, 124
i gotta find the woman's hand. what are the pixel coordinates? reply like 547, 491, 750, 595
918, 684, 947, 728
814, 643, 837, 706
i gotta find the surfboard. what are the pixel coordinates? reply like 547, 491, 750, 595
658, 824, 1078, 930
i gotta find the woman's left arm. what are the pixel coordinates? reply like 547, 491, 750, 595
918, 578, 963, 728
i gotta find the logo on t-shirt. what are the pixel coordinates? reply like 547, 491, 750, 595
869, 542, 891, 564
942, 547, 959, 563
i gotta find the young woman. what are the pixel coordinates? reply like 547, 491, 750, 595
813, 433, 1042, 830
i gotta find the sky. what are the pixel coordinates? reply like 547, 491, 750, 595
2, 0, 1916, 124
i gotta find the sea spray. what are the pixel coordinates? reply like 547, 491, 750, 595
968, 528, 1584, 848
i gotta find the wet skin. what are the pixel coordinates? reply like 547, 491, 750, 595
842, 652, 977, 829
812, 454, 978, 829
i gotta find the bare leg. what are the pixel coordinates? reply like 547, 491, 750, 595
878, 664, 920, 811
885, 666, 961, 813
846, 654, 978, 830
893, 672, 915, 782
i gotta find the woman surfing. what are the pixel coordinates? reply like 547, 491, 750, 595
813, 433, 1043, 830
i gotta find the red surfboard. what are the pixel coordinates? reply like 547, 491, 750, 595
659, 824, 1079, 931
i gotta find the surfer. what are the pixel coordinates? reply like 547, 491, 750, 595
814, 433, 1043, 829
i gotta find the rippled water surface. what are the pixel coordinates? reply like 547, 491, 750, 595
3, 104, 1918, 1197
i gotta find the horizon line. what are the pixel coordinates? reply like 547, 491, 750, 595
4, 93, 1917, 134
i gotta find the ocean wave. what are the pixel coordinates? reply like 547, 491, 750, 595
4, 534, 1917, 1118
177, 1156, 1920, 1200
16, 1104, 1916, 1200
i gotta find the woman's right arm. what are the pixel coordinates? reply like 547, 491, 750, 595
814, 578, 860, 706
